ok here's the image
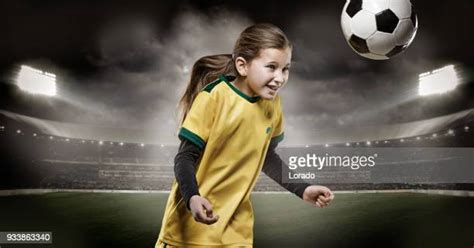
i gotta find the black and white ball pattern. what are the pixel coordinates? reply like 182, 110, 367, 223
341, 0, 418, 60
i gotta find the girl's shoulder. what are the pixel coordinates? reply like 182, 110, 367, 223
198, 75, 234, 105
202, 78, 221, 93
202, 75, 232, 93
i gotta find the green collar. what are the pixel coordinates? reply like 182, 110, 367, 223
219, 75, 261, 103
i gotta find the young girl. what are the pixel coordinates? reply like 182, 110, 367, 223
156, 23, 334, 247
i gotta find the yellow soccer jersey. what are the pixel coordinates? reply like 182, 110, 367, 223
157, 75, 284, 247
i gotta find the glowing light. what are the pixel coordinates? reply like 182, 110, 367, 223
324, 144, 329, 148
17, 65, 57, 96
119, 142, 124, 146
99, 141, 104, 145
182, 65, 189, 74
418, 65, 459, 96
432, 133, 437, 138
345, 142, 350, 146
140, 143, 145, 147
465, 126, 470, 132
16, 129, 21, 134
366, 141, 371, 146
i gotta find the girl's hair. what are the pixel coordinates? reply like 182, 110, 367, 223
177, 23, 292, 125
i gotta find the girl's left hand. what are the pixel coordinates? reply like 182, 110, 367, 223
302, 185, 334, 208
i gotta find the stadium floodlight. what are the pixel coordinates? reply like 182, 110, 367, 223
418, 65, 459, 96
366, 141, 371, 146
345, 142, 350, 146
17, 65, 57, 96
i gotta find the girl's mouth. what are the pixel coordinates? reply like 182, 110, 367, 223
266, 85, 278, 92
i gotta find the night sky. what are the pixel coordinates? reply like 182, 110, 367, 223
1, 0, 473, 144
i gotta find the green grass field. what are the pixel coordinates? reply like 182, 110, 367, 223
0, 192, 473, 248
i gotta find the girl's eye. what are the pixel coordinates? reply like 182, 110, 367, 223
283, 67, 290, 72
266, 65, 276, 70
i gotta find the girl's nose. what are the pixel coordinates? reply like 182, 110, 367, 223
274, 72, 284, 85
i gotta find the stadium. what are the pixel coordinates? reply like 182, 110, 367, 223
1, 70, 473, 247
1, 105, 473, 192
1, 1, 474, 247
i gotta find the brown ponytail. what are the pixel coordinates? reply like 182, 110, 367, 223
177, 23, 292, 125
177, 54, 236, 125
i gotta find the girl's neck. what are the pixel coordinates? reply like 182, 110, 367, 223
232, 77, 258, 97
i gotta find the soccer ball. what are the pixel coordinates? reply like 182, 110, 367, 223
341, 0, 418, 60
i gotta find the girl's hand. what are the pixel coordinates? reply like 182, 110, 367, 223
302, 185, 335, 208
189, 195, 220, 225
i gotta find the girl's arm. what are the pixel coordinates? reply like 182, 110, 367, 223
262, 141, 311, 199
174, 140, 220, 223
174, 139, 202, 209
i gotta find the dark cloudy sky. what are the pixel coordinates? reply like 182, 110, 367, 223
1, 0, 473, 144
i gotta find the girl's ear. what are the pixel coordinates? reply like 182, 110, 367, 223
234, 56, 248, 77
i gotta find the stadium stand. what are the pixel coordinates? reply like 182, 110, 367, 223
1, 109, 473, 192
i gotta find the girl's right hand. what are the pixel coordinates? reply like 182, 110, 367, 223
189, 195, 220, 225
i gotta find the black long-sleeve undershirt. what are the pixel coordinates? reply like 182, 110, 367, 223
174, 139, 311, 209
261, 141, 311, 198
173, 139, 202, 209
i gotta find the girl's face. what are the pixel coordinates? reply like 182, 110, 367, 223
237, 47, 292, 100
